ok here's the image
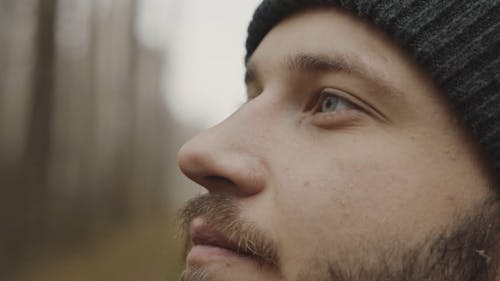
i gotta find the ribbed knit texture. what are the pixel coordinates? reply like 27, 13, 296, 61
245, 0, 500, 184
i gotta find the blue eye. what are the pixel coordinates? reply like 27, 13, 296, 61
319, 93, 353, 113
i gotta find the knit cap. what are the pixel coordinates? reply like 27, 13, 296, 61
245, 0, 500, 185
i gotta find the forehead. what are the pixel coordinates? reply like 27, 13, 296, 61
246, 7, 435, 96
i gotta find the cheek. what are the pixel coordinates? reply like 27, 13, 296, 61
268, 132, 490, 268
270, 156, 360, 268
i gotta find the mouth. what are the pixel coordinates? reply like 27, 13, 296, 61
187, 218, 257, 265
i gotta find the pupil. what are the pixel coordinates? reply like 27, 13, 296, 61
323, 96, 337, 111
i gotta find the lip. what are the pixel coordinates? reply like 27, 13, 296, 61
186, 218, 254, 265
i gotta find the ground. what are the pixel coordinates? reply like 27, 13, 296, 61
10, 216, 184, 281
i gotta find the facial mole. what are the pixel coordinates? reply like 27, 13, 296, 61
304, 181, 310, 187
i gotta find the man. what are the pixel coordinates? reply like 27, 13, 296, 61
177, 0, 500, 280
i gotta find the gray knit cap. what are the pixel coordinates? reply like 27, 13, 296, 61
245, 0, 500, 184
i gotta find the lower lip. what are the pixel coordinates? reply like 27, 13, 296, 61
186, 245, 251, 265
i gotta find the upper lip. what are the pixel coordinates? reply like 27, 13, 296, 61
190, 219, 252, 257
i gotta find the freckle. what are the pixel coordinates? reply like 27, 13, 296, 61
304, 181, 310, 187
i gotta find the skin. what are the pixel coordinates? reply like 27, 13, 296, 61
177, 7, 497, 281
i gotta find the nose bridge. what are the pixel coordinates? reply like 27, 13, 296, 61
208, 92, 275, 151
219, 97, 274, 144
177, 97, 273, 197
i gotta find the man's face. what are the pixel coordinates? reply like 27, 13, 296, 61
177, 7, 498, 281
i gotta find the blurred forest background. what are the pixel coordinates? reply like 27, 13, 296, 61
0, 0, 219, 280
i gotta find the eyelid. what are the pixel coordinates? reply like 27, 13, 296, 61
310, 88, 387, 122
320, 90, 358, 112
308, 88, 360, 112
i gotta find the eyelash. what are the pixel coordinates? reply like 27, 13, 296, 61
316, 92, 356, 111
309, 89, 361, 112
309, 89, 366, 126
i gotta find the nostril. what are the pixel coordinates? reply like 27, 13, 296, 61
178, 139, 266, 196
206, 175, 235, 186
203, 176, 240, 195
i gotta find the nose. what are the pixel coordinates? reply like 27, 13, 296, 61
177, 109, 268, 197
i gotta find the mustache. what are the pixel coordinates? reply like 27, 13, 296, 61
178, 193, 280, 268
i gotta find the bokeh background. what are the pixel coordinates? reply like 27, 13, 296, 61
0, 0, 260, 280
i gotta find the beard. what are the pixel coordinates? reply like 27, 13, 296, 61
178, 194, 500, 281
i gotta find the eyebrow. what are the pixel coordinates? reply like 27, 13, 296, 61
245, 52, 402, 100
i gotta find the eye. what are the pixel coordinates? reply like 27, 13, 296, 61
314, 90, 357, 114
308, 89, 368, 128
